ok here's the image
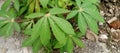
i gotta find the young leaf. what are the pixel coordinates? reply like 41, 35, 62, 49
51, 16, 75, 35
78, 13, 87, 35
32, 38, 42, 53
0, 0, 11, 11
25, 13, 45, 18
39, 0, 49, 8
22, 18, 44, 46
66, 10, 78, 19
35, 0, 41, 12
48, 17, 66, 44
27, 0, 35, 14
82, 12, 98, 34
72, 37, 84, 48
39, 17, 51, 46
14, 0, 20, 12
49, 8, 70, 14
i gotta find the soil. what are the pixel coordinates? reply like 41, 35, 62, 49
0, 0, 120, 53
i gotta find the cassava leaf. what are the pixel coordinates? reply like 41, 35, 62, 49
39, 17, 51, 46
75, 0, 82, 7
25, 13, 45, 18
51, 16, 75, 35
72, 37, 84, 48
39, 0, 49, 8
82, 12, 98, 34
13, 22, 20, 32
66, 37, 74, 53
32, 38, 42, 53
0, 10, 10, 18
27, 0, 35, 14
23, 23, 33, 35
22, 18, 44, 46
18, 6, 28, 16
35, 0, 41, 12
26, 0, 33, 6
66, 10, 78, 19
83, 0, 99, 4
0, 20, 8, 28
14, 0, 20, 12
0, 23, 13, 37
82, 3, 97, 11
0, 0, 11, 11
54, 41, 66, 48
49, 8, 70, 14
7, 8, 17, 18
78, 13, 87, 35
48, 17, 66, 44
84, 9, 105, 22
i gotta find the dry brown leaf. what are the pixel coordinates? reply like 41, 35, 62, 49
109, 20, 120, 29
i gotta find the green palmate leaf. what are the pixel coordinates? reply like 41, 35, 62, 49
22, 18, 44, 46
28, 0, 35, 14
24, 29, 32, 35
0, 0, 11, 11
13, 22, 20, 32
82, 12, 98, 34
0, 23, 13, 37
49, 8, 70, 14
78, 13, 87, 35
18, 6, 28, 15
83, 0, 99, 4
54, 41, 66, 48
82, 3, 97, 11
66, 10, 78, 19
0, 10, 10, 18
26, 0, 33, 6
23, 23, 33, 35
75, 0, 82, 7
0, 20, 8, 28
25, 13, 45, 18
72, 37, 84, 48
39, 0, 49, 8
84, 9, 105, 22
51, 16, 75, 35
32, 38, 42, 53
48, 17, 66, 44
14, 0, 20, 12
39, 17, 51, 46
58, 0, 64, 7
8, 8, 17, 18
35, 0, 41, 12
66, 37, 74, 53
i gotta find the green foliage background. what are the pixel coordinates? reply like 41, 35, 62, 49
0, 0, 104, 53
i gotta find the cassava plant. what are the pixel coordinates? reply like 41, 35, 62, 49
0, 0, 105, 53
